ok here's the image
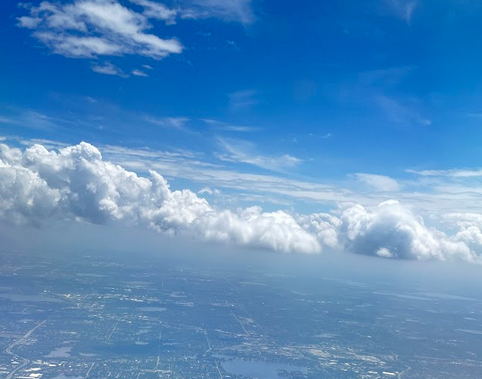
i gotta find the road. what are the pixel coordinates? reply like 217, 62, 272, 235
4, 320, 46, 379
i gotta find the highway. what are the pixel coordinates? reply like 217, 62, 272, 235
4, 320, 46, 379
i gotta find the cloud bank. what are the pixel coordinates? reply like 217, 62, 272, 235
1, 141, 482, 264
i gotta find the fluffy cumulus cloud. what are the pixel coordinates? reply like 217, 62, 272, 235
0, 142, 318, 254
337, 201, 475, 262
2, 141, 482, 264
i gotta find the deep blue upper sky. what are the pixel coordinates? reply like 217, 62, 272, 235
1, 0, 482, 213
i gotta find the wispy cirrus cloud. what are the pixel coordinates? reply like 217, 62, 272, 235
0, 110, 65, 130
228, 89, 258, 111
407, 168, 482, 178
131, 68, 149, 77
340, 66, 430, 128
8, 135, 482, 216
216, 137, 302, 172
374, 94, 431, 127
92, 62, 128, 77
130, 0, 256, 25
0, 116, 14, 124
144, 116, 190, 129
180, 0, 256, 25
354, 173, 401, 192
202, 119, 260, 132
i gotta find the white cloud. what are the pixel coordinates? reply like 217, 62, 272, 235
92, 62, 128, 77
375, 94, 431, 126
355, 173, 401, 192
101, 144, 202, 161
0, 142, 318, 254
0, 111, 60, 130
407, 168, 482, 178
443, 213, 482, 229
226, 39, 239, 49
97, 143, 354, 204
11, 134, 482, 216
17, 15, 42, 28
131, 0, 256, 25
180, 0, 255, 25
18, 138, 70, 149
145, 116, 190, 129
376, 247, 394, 258
217, 137, 302, 172
18, 0, 183, 59
337, 200, 476, 262
298, 213, 341, 249
132, 69, 149, 77
202, 119, 259, 132
36, 33, 124, 58
198, 187, 221, 195
18, 0, 256, 65
228, 89, 258, 111
0, 116, 14, 124
2, 141, 482, 263
129, 0, 177, 23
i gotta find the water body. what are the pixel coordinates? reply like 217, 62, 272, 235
222, 360, 306, 379
46, 346, 72, 358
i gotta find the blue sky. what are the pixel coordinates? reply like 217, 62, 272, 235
2, 0, 482, 262
2, 0, 482, 177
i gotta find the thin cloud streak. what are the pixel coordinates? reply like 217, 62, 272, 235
355, 173, 401, 192
92, 62, 128, 77
228, 89, 258, 111
202, 119, 260, 132
216, 137, 302, 172
144, 116, 190, 129
407, 168, 482, 178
